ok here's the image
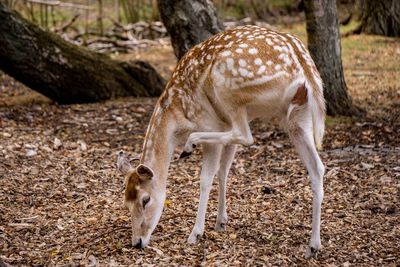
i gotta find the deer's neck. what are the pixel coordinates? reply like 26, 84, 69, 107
140, 106, 177, 188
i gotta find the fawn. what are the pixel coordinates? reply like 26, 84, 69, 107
118, 25, 325, 258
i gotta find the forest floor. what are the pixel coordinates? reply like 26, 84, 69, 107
0, 26, 399, 266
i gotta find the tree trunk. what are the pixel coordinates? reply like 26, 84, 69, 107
304, 0, 360, 116
0, 2, 165, 104
157, 0, 224, 59
360, 0, 400, 37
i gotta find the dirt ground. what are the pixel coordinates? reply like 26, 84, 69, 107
0, 28, 399, 266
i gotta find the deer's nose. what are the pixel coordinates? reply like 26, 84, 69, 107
133, 238, 143, 249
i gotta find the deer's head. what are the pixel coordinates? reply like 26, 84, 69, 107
117, 152, 165, 248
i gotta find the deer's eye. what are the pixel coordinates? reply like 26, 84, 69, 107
142, 196, 150, 209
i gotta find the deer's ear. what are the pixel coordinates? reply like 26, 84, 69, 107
136, 164, 153, 180
117, 151, 134, 175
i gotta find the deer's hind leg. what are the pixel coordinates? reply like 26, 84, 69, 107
286, 105, 325, 259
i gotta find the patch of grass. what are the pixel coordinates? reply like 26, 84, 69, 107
0, 92, 50, 107
325, 116, 353, 127
268, 0, 297, 8
340, 20, 360, 35
341, 34, 375, 53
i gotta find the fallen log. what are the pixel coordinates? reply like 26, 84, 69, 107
0, 2, 165, 104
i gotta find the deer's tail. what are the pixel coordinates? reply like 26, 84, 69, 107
306, 78, 326, 150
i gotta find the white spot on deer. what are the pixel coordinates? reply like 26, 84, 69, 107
226, 58, 234, 70
275, 64, 282, 71
240, 71, 286, 87
239, 59, 247, 67
266, 60, 273, 66
239, 43, 248, 48
283, 56, 292, 67
226, 41, 234, 48
274, 46, 283, 52
238, 67, 248, 77
254, 58, 262, 65
224, 35, 232, 41
257, 65, 266, 75
285, 41, 303, 74
248, 48, 258, 54
292, 36, 306, 54
266, 38, 274, 46
206, 54, 212, 60
236, 48, 243, 54
221, 50, 232, 57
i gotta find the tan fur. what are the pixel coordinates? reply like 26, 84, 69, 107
120, 26, 326, 254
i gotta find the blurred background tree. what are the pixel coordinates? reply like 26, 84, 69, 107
157, 0, 224, 59
359, 0, 400, 37
304, 0, 360, 116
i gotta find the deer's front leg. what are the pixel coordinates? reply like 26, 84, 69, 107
188, 144, 222, 244
215, 144, 236, 232
184, 109, 253, 152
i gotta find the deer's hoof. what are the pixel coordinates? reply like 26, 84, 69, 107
179, 150, 192, 159
187, 231, 202, 244
214, 222, 226, 232
183, 141, 196, 154
305, 246, 319, 259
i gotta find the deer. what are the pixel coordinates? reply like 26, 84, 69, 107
117, 25, 325, 259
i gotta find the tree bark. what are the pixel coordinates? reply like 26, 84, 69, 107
0, 2, 165, 104
304, 0, 360, 116
157, 0, 224, 59
360, 0, 400, 37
